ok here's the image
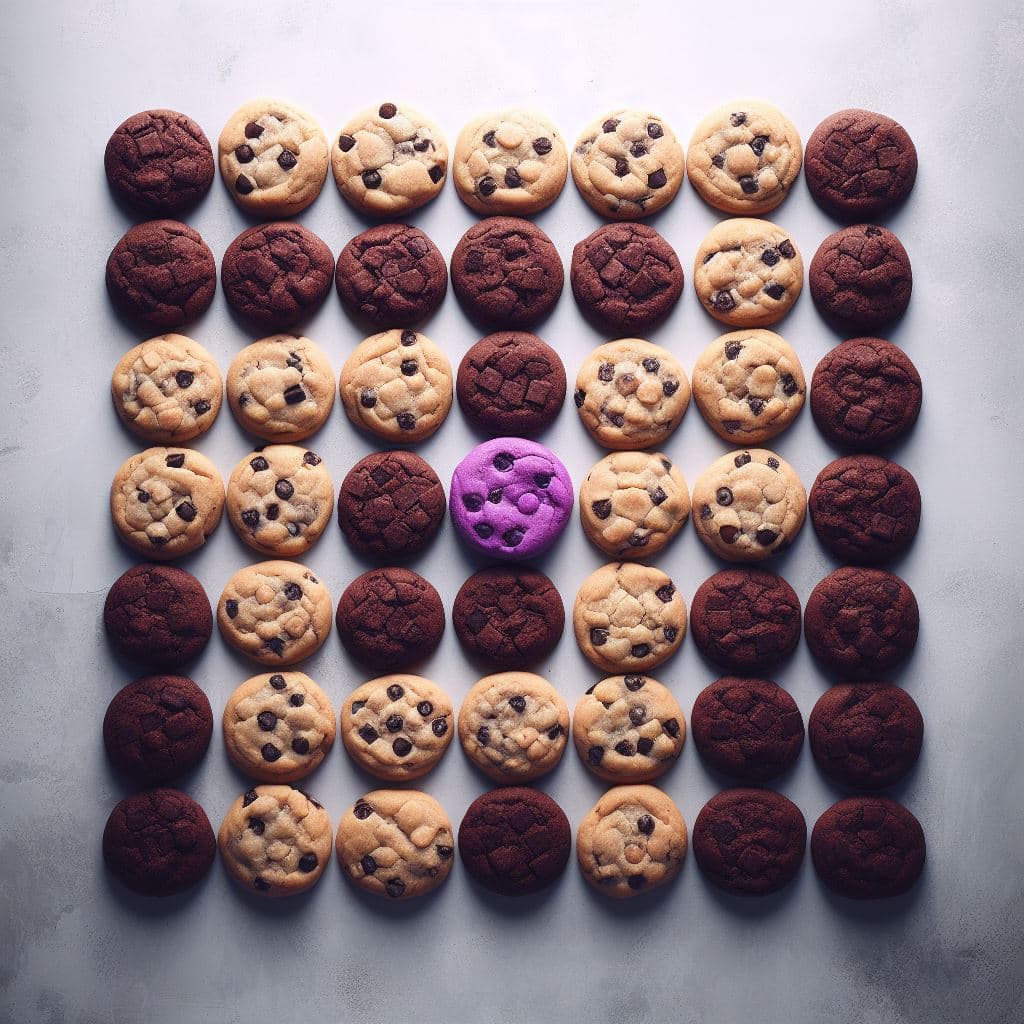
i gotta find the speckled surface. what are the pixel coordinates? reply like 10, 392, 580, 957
2, 2, 1023, 1022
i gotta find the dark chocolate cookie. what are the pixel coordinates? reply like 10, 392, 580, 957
804, 567, 919, 678
456, 332, 566, 437
690, 569, 801, 673
103, 675, 213, 784
338, 450, 445, 559
811, 796, 925, 899
451, 217, 563, 328
335, 224, 447, 327
809, 225, 912, 331
452, 567, 564, 667
104, 109, 215, 214
804, 109, 918, 221
809, 683, 923, 789
810, 455, 921, 564
335, 567, 444, 670
692, 788, 806, 896
103, 788, 216, 897
691, 678, 804, 783
222, 222, 334, 331
570, 222, 683, 333
106, 220, 216, 329
458, 786, 571, 896
104, 564, 213, 669
810, 337, 922, 450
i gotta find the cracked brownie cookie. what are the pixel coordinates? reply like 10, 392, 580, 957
336, 789, 455, 899
458, 672, 570, 783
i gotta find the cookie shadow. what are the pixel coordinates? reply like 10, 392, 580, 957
816, 865, 926, 919
463, 871, 569, 915
696, 867, 803, 916
101, 857, 211, 916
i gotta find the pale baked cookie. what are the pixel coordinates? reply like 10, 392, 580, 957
573, 675, 685, 783
340, 675, 454, 781
453, 109, 568, 215
340, 329, 452, 443
218, 98, 328, 217
332, 101, 447, 217
571, 109, 684, 219
692, 329, 806, 443
223, 671, 336, 782
574, 340, 690, 451
226, 335, 335, 443
111, 335, 222, 442
686, 101, 802, 215
577, 785, 687, 898
110, 447, 224, 559
226, 445, 334, 557
217, 561, 332, 666
573, 563, 686, 673
692, 449, 807, 561
579, 451, 690, 559
694, 219, 803, 327
458, 673, 570, 783
218, 785, 332, 897
336, 789, 455, 899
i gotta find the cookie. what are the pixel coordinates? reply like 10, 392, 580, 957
104, 564, 212, 668
110, 447, 224, 559
221, 222, 334, 332
103, 675, 213, 784
218, 561, 333, 666
809, 455, 921, 565
218, 98, 328, 217
458, 672, 570, 783
458, 787, 571, 896
340, 674, 454, 781
111, 335, 222, 443
573, 674, 685, 783
692, 329, 806, 443
691, 449, 807, 562
689, 569, 801, 673
809, 225, 912, 331
691, 677, 804, 783
574, 339, 690, 451
571, 109, 684, 219
809, 683, 923, 790
335, 568, 444, 671
106, 220, 216, 329
332, 102, 447, 217
692, 788, 806, 896
686, 101, 802, 215
456, 332, 566, 437
811, 796, 925, 899
339, 329, 453, 443
452, 567, 564, 668
577, 785, 687, 899
226, 445, 334, 557
335, 224, 447, 327
810, 337, 922, 450
338, 450, 445, 559
103, 788, 216, 897
218, 786, 332, 897
804, 567, 919, 678
693, 218, 803, 328
336, 790, 455, 899
226, 334, 335, 443
223, 671, 336, 783
805, 109, 918, 221
450, 217, 563, 329
453, 109, 568, 215
449, 438, 573, 561
104, 109, 214, 214
570, 223, 684, 333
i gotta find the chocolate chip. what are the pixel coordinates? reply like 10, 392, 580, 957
780, 374, 798, 396
358, 725, 379, 744
505, 166, 523, 189
474, 523, 493, 539
225, 599, 239, 618
428, 164, 444, 183
647, 123, 663, 139
664, 626, 678, 643
650, 487, 667, 505
628, 875, 647, 890
283, 582, 302, 601
483, 130, 497, 147
615, 158, 629, 177
574, 389, 585, 408
700, 504, 713, 520
663, 379, 679, 397
625, 675, 646, 691
385, 714, 404, 734
713, 291, 735, 312
479, 176, 497, 197
588, 745, 605, 765
194, 400, 211, 414
462, 494, 483, 512
361, 855, 377, 874
735, 452, 751, 467
767, 456, 780, 469
641, 357, 661, 373
548, 724, 564, 740
637, 736, 654, 755
778, 239, 796, 259
629, 706, 646, 726
165, 453, 185, 468
386, 878, 406, 898
265, 503, 279, 521
437, 845, 453, 859
352, 700, 367, 713
663, 717, 680, 738
631, 142, 648, 157
249, 818, 265, 835
533, 137, 552, 154
761, 248, 780, 267
354, 800, 374, 819
493, 452, 514, 471
400, 359, 418, 376
400, 330, 417, 346
270, 675, 286, 690
533, 473, 551, 489
277, 383, 305, 406
628, 532, 648, 548
647, 169, 668, 189
266, 637, 285, 657
392, 737, 412, 757
655, 583, 675, 603
616, 740, 636, 757
502, 527, 525, 547
730, 112, 747, 127
301, 453, 322, 469
603, 118, 620, 133
712, 153, 726, 169
765, 283, 786, 300
234, 174, 254, 195
243, 789, 258, 806
756, 528, 778, 546
253, 877, 271, 891
631, 643, 651, 658
286, 523, 300, 538
261, 743, 280, 762
716, 487, 733, 506
590, 627, 609, 647
234, 144, 254, 163
274, 479, 294, 500
591, 499, 612, 520
432, 718, 448, 737
338, 134, 355, 151
386, 684, 405, 700
637, 814, 655, 834
244, 121, 264, 139
509, 695, 527, 713
379, 102, 397, 119
396, 412, 416, 430
719, 525, 739, 544
289, 693, 304, 707
748, 396, 766, 415
739, 175, 759, 194
610, 414, 625, 427
291, 736, 309, 755
751, 135, 768, 156
362, 170, 382, 189
476, 725, 490, 746
174, 370, 194, 389
171, 500, 196, 523
250, 456, 269, 472
257, 711, 276, 731
598, 362, 614, 383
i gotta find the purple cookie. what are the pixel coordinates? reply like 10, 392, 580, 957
450, 438, 573, 561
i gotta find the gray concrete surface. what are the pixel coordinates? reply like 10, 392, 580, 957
1, 1, 1022, 1021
